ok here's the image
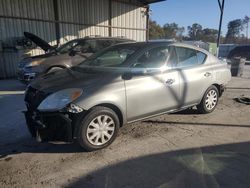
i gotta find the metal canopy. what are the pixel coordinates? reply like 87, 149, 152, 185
138, 0, 166, 5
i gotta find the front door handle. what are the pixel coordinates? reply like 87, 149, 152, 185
165, 79, 175, 85
204, 72, 212, 77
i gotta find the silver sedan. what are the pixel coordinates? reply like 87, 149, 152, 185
24, 41, 231, 151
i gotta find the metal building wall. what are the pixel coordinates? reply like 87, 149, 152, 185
111, 0, 147, 41
0, 0, 147, 78
0, 0, 57, 47
57, 0, 110, 44
57, 0, 146, 43
0, 0, 57, 78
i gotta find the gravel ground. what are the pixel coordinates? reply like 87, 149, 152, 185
0, 66, 250, 188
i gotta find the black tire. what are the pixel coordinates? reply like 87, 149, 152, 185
197, 85, 219, 114
77, 106, 120, 151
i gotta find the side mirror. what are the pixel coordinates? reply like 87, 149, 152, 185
69, 50, 76, 57
122, 68, 147, 80
131, 68, 147, 75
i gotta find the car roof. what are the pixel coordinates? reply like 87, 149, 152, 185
112, 41, 210, 54
71, 37, 134, 42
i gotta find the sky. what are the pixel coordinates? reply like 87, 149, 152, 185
150, 0, 250, 36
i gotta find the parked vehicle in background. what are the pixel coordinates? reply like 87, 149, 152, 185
218, 44, 237, 59
17, 32, 134, 84
24, 41, 231, 151
227, 45, 250, 62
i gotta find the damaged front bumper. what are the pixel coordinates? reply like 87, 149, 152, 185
24, 85, 85, 143
24, 105, 84, 143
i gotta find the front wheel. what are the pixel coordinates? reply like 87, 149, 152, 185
197, 86, 219, 114
77, 106, 120, 151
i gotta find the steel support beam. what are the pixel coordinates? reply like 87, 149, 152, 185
53, 0, 60, 46
109, 0, 112, 37
146, 5, 150, 41
217, 0, 225, 56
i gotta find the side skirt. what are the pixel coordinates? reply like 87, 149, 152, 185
126, 104, 199, 125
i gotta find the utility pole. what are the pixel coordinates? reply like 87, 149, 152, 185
217, 0, 225, 57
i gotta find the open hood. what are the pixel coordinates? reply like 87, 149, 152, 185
24, 32, 53, 52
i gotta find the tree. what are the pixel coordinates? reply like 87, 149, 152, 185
187, 23, 203, 40
225, 19, 244, 43
162, 23, 185, 40
201, 28, 219, 43
149, 20, 164, 39
243, 16, 250, 39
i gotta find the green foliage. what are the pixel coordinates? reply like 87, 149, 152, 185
187, 24, 218, 42
202, 28, 219, 42
187, 23, 203, 40
163, 23, 185, 40
149, 20, 184, 40
243, 16, 250, 39
149, 20, 164, 39
225, 19, 244, 43
149, 15, 249, 44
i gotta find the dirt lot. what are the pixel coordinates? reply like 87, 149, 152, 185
0, 66, 250, 188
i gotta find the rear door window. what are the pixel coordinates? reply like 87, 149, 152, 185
133, 46, 170, 69
73, 41, 94, 53
95, 40, 114, 51
175, 47, 206, 68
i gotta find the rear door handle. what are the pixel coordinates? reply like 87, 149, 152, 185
165, 79, 175, 85
204, 72, 212, 77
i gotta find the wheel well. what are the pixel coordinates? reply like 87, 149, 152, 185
212, 84, 223, 97
95, 103, 124, 127
46, 65, 66, 72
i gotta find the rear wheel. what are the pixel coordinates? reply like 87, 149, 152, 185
77, 106, 119, 151
197, 85, 219, 114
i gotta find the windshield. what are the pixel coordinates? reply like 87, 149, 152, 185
77, 45, 139, 68
56, 40, 79, 54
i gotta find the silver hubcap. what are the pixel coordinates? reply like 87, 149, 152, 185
205, 89, 218, 110
86, 115, 115, 146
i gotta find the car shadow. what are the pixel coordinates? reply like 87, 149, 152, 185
172, 108, 198, 115
65, 141, 250, 188
0, 138, 85, 158
0, 79, 26, 91
143, 120, 250, 129
1, 118, 249, 159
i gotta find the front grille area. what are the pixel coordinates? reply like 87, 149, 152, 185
25, 86, 48, 111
